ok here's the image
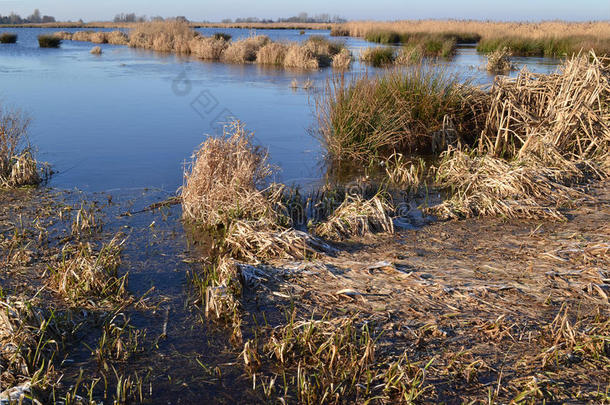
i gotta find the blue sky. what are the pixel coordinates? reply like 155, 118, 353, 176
0, 0, 608, 22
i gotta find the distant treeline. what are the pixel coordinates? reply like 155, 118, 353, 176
0, 9, 55, 24
222, 13, 346, 24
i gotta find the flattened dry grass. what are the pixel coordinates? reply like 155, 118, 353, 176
314, 194, 394, 240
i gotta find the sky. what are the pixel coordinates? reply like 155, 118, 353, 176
0, 0, 608, 22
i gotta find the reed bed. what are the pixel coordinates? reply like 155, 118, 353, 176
0, 33, 17, 44
360, 47, 396, 67
320, 52, 609, 220
128, 20, 196, 53
53, 31, 73, 40
54, 21, 350, 70
0, 107, 44, 188
334, 20, 610, 56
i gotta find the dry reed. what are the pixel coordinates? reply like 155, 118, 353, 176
0, 107, 43, 188
222, 35, 269, 63
315, 194, 394, 240
189, 36, 228, 60
256, 42, 289, 65
181, 121, 275, 229
90, 46, 102, 55
129, 20, 196, 53
486, 47, 513, 73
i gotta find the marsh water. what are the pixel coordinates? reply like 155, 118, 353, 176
0, 27, 561, 192
0, 27, 563, 403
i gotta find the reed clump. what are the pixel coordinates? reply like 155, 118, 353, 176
189, 36, 228, 60
314, 194, 394, 240
318, 67, 488, 162
0, 33, 17, 44
284, 44, 320, 70
48, 236, 129, 306
106, 30, 129, 45
222, 35, 269, 63
0, 107, 44, 188
360, 47, 395, 66
256, 42, 289, 65
331, 48, 352, 69
486, 47, 513, 73
129, 20, 196, 53
181, 121, 275, 229
90, 46, 102, 55
37, 35, 61, 48
430, 52, 610, 219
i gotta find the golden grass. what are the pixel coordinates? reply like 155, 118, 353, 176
106, 30, 129, 45
129, 20, 196, 53
256, 42, 289, 65
189, 36, 228, 60
49, 236, 128, 306
284, 44, 320, 69
90, 46, 102, 55
314, 194, 394, 240
181, 121, 275, 229
337, 20, 610, 50
222, 35, 269, 63
71, 30, 95, 42
331, 48, 352, 69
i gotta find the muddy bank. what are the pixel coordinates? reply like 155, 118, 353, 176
1, 180, 607, 403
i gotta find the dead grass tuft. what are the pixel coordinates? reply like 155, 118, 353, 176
315, 194, 394, 240
90, 46, 102, 55
181, 121, 275, 229
48, 235, 129, 306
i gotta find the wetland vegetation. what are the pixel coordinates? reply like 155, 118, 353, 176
0, 15, 609, 405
